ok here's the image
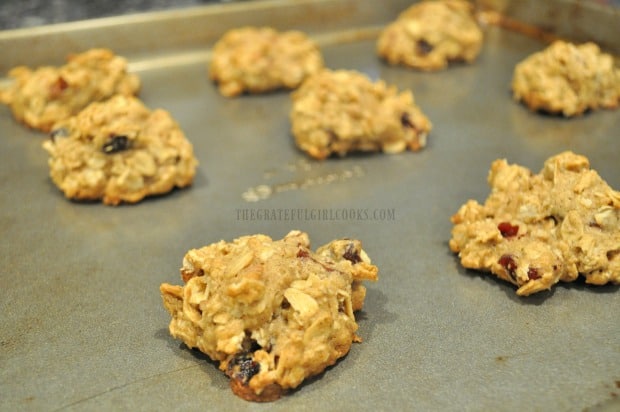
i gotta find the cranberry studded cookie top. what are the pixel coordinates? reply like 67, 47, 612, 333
450, 151, 620, 296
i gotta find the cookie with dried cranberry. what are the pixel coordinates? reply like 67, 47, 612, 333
377, 0, 483, 71
450, 151, 620, 296
160, 230, 378, 402
42, 95, 197, 205
511, 40, 620, 117
208, 26, 324, 97
0, 48, 140, 132
290, 69, 431, 159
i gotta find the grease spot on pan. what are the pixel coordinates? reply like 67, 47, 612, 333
242, 158, 365, 202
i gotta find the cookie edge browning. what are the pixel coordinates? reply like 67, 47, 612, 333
229, 379, 283, 402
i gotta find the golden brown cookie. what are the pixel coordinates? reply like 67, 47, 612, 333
377, 0, 483, 71
0, 48, 140, 132
450, 151, 620, 296
42, 95, 197, 205
511, 40, 620, 117
208, 27, 324, 97
160, 230, 378, 401
290, 69, 432, 159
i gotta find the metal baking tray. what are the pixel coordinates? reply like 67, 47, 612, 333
1, 0, 618, 410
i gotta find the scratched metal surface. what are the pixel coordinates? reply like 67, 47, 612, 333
0, 1, 618, 411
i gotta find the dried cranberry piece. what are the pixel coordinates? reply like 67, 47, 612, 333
296, 249, 310, 258
498, 222, 519, 238
499, 254, 518, 280
102, 135, 131, 154
401, 112, 422, 134
417, 39, 434, 55
241, 331, 261, 353
401, 112, 414, 129
527, 267, 541, 280
50, 76, 68, 98
343, 243, 361, 264
227, 353, 260, 385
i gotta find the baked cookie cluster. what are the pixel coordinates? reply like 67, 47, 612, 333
208, 26, 324, 97
0, 48, 140, 132
0, 48, 198, 205
160, 230, 378, 401
42, 95, 197, 205
511, 40, 620, 117
377, 0, 483, 71
2, 0, 618, 405
290, 69, 432, 159
450, 152, 620, 296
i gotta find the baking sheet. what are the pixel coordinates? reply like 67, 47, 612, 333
1, 0, 619, 410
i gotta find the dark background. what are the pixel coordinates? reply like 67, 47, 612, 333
0, 0, 231, 30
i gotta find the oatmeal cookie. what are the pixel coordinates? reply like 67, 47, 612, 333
511, 41, 620, 117
450, 151, 620, 296
42, 95, 197, 205
208, 27, 324, 97
0, 48, 140, 132
377, 0, 483, 71
290, 69, 431, 159
160, 230, 378, 401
